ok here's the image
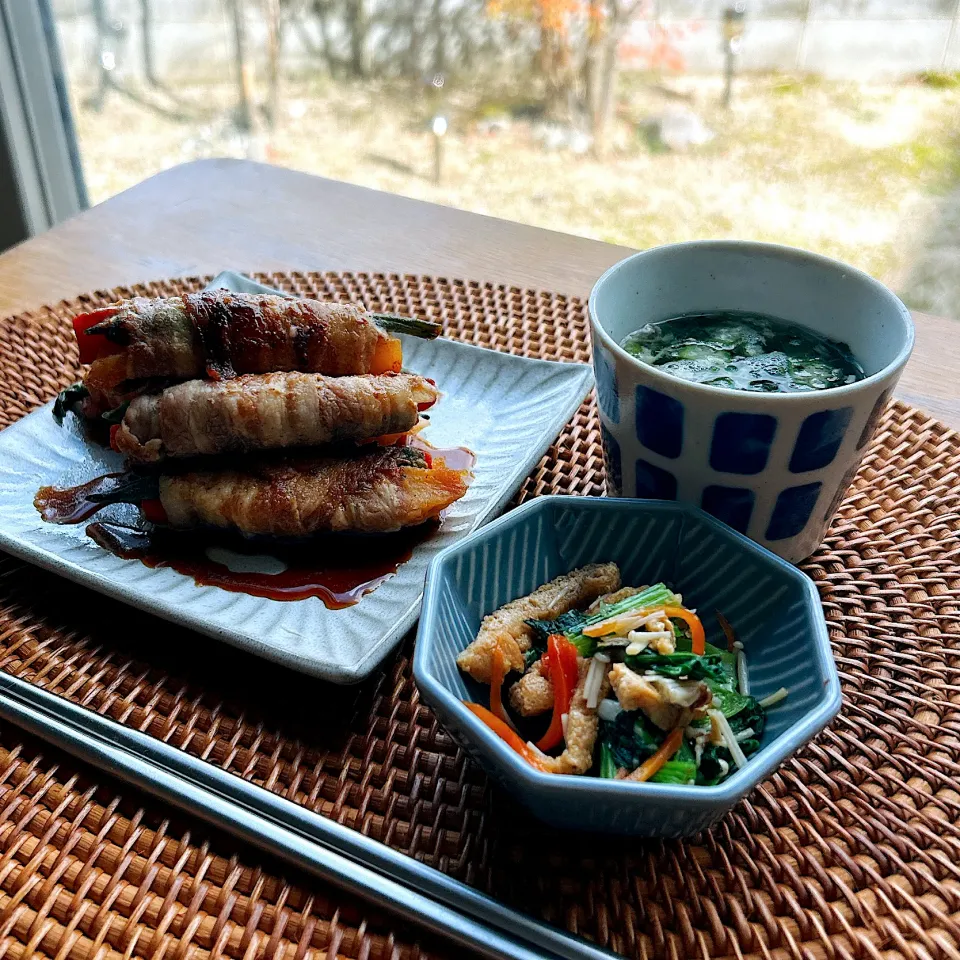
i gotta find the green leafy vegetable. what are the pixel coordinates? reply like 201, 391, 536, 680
697, 744, 732, 786
728, 702, 765, 739
600, 710, 661, 771
624, 652, 729, 685
619, 312, 865, 394
525, 609, 588, 652
526, 582, 677, 657
599, 742, 618, 779
651, 761, 697, 784
707, 683, 755, 720
649, 739, 696, 784
52, 383, 89, 424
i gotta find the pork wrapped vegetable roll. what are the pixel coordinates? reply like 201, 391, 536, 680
68, 290, 440, 416
71, 446, 468, 537
112, 372, 439, 462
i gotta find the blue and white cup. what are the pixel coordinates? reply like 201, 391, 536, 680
589, 241, 915, 563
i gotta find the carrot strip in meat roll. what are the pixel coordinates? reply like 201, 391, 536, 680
69, 290, 440, 408
112, 372, 439, 462
77, 446, 468, 537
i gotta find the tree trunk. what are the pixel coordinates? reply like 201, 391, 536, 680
309, 1, 341, 78
540, 27, 570, 120
591, 0, 643, 156
263, 0, 282, 128
402, 0, 422, 79
431, 0, 446, 76
345, 0, 369, 79
139, 0, 159, 87
592, 28, 618, 154
228, 0, 255, 133
582, 0, 604, 123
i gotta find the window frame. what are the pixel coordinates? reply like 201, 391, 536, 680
0, 0, 86, 246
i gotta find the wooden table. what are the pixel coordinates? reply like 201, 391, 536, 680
0, 159, 956, 960
1, 157, 957, 426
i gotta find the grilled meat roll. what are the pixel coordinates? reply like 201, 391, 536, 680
113, 372, 439, 462
70, 290, 439, 415
157, 446, 467, 537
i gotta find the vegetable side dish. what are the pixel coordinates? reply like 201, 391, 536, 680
37, 290, 472, 604
457, 563, 787, 784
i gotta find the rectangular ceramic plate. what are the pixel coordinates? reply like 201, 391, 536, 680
0, 273, 592, 683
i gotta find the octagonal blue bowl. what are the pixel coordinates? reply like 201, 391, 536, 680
413, 496, 841, 837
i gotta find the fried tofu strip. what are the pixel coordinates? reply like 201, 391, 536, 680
456, 562, 620, 683
509, 659, 554, 717
158, 446, 467, 537
114, 372, 438, 462
586, 585, 647, 613
608, 663, 709, 731
538, 657, 610, 776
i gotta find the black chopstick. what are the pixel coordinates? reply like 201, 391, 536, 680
0, 671, 617, 960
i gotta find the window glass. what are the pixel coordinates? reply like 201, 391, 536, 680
49, 0, 960, 314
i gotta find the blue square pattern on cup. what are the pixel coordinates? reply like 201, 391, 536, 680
635, 457, 677, 500
710, 412, 778, 475
593, 345, 619, 424
601, 424, 623, 495
701, 485, 755, 534
766, 482, 823, 541
635, 385, 683, 459
789, 408, 853, 473
856, 389, 891, 450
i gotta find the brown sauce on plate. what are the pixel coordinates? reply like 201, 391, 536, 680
35, 439, 475, 608
86, 521, 437, 607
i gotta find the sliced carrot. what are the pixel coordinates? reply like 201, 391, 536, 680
716, 610, 737, 653
662, 605, 706, 655
463, 702, 550, 772
626, 726, 684, 782
582, 607, 658, 638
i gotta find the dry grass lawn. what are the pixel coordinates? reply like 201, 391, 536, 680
71, 72, 960, 310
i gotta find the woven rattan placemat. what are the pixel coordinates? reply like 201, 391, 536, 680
0, 271, 958, 960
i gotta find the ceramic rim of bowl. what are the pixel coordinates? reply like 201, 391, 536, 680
588, 240, 916, 405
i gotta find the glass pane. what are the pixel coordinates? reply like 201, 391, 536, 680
49, 0, 960, 315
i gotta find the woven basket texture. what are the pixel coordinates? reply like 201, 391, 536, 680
0, 272, 958, 960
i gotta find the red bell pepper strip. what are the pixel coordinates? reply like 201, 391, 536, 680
72, 307, 119, 364
662, 605, 706, 656
536, 634, 578, 752
141, 499, 168, 525
489, 646, 509, 722
463, 702, 550, 772
539, 635, 578, 693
